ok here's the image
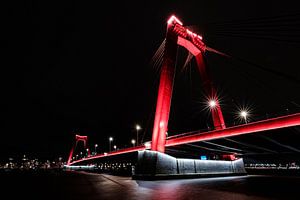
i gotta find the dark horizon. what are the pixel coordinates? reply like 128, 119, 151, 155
1, 1, 300, 160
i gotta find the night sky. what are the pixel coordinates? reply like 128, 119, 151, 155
1, 1, 300, 160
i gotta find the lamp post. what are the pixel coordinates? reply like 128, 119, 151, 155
86, 148, 89, 157
109, 137, 113, 152
131, 139, 136, 147
209, 100, 216, 108
113, 145, 117, 151
136, 125, 141, 145
94, 144, 98, 155
240, 111, 248, 124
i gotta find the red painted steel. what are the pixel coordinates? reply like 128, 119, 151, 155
152, 15, 226, 153
195, 53, 226, 130
69, 145, 146, 165
69, 113, 300, 166
67, 135, 90, 165
68, 15, 300, 165
166, 113, 300, 147
151, 19, 178, 152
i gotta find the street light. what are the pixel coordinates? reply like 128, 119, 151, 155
86, 148, 89, 157
240, 110, 248, 124
94, 144, 98, 155
131, 139, 136, 146
209, 100, 216, 108
136, 125, 141, 145
113, 145, 117, 151
109, 137, 113, 152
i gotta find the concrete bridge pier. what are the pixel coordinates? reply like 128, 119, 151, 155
133, 150, 246, 180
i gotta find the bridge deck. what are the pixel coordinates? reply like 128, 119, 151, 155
69, 113, 300, 165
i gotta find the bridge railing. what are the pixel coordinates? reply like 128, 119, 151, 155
68, 145, 147, 165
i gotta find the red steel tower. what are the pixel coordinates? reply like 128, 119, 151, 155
151, 16, 226, 153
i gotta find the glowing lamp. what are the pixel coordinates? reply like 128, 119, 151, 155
241, 111, 248, 118
144, 142, 151, 149
209, 100, 216, 108
136, 125, 141, 130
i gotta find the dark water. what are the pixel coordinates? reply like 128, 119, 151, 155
1, 170, 300, 200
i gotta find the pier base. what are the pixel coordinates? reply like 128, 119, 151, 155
133, 150, 246, 180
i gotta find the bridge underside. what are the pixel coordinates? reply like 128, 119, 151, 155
166, 126, 300, 162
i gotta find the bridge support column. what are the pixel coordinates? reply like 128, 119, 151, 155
133, 150, 246, 180
67, 135, 89, 165
151, 23, 178, 153
195, 53, 226, 130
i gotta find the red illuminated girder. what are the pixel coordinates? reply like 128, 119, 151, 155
169, 16, 226, 130
67, 134, 90, 165
166, 113, 300, 147
195, 53, 226, 129
76, 135, 88, 141
152, 15, 226, 153
151, 20, 178, 152
69, 145, 146, 165
168, 16, 205, 55
68, 113, 300, 166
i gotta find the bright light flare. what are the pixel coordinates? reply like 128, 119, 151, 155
209, 100, 217, 108
167, 15, 183, 25
201, 93, 223, 114
109, 137, 113, 141
240, 111, 248, 118
240, 110, 249, 124
131, 139, 136, 144
235, 103, 254, 124
136, 125, 141, 130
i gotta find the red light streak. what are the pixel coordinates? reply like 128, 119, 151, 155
68, 145, 146, 165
